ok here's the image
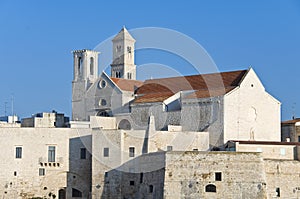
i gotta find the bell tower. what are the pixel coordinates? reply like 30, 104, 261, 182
72, 49, 99, 121
111, 27, 136, 80
73, 49, 99, 84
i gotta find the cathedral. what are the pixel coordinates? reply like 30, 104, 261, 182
1, 27, 299, 199
72, 27, 281, 149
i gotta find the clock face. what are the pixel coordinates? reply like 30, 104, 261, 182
99, 80, 106, 89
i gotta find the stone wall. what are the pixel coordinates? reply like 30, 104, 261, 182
0, 127, 92, 199
164, 151, 266, 199
181, 97, 224, 148
264, 160, 300, 198
97, 151, 269, 199
130, 103, 181, 130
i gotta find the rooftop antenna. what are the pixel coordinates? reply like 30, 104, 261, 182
292, 102, 296, 120
11, 94, 14, 122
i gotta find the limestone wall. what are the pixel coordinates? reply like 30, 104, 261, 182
264, 160, 300, 198
236, 143, 296, 160
164, 151, 266, 199
0, 127, 92, 199
181, 97, 224, 148
224, 69, 281, 143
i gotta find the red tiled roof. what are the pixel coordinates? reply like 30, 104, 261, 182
134, 70, 248, 103
186, 87, 236, 99
111, 78, 143, 92
281, 118, 300, 125
134, 92, 174, 103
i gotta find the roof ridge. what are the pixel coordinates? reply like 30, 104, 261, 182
144, 69, 248, 82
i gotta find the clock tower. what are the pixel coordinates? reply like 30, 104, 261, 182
111, 27, 136, 80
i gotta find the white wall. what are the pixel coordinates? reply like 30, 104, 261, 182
224, 69, 281, 143
0, 127, 92, 199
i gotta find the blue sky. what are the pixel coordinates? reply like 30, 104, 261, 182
0, 0, 299, 120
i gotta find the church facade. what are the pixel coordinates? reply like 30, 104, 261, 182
72, 27, 281, 149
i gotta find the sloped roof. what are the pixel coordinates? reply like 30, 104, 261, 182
112, 27, 135, 41
186, 87, 236, 99
111, 78, 143, 92
281, 118, 300, 125
134, 69, 248, 103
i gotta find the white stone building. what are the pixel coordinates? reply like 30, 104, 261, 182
0, 27, 296, 199
72, 27, 281, 149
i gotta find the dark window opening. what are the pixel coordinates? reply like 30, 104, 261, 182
149, 185, 154, 193
80, 148, 86, 159
104, 148, 109, 157
205, 184, 216, 193
90, 57, 94, 75
14, 171, 17, 176
58, 189, 66, 199
215, 172, 222, 181
298, 136, 300, 142
167, 146, 173, 151
140, 173, 144, 183
72, 188, 82, 198
48, 146, 56, 162
130, 181, 135, 186
97, 110, 110, 117
276, 188, 280, 197
39, 168, 45, 176
127, 46, 132, 53
127, 72, 132, 79
16, 147, 22, 159
129, 147, 135, 157
78, 57, 82, 76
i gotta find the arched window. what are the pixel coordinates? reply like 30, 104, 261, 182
58, 189, 66, 199
78, 57, 82, 76
118, 119, 131, 130
205, 184, 216, 193
90, 57, 94, 75
97, 111, 110, 117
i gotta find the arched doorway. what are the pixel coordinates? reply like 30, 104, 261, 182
58, 189, 66, 199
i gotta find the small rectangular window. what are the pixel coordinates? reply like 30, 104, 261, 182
298, 136, 300, 142
140, 173, 144, 183
193, 149, 198, 151
16, 147, 22, 159
215, 172, 222, 181
130, 181, 135, 186
14, 171, 17, 176
280, 148, 286, 156
167, 146, 173, 151
39, 168, 45, 176
276, 187, 280, 197
80, 148, 86, 159
129, 147, 135, 157
149, 185, 154, 193
48, 146, 56, 162
104, 148, 109, 157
